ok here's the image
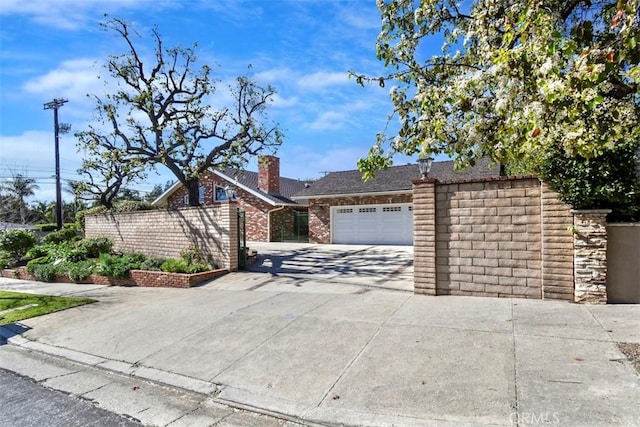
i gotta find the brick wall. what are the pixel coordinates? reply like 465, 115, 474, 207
258, 155, 280, 194
85, 203, 239, 271
414, 177, 574, 300
167, 173, 273, 242
308, 193, 412, 244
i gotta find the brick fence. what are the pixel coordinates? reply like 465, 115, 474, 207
413, 177, 579, 301
85, 203, 239, 271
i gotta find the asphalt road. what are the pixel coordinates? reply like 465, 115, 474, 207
0, 369, 141, 427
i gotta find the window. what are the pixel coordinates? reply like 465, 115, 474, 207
214, 185, 237, 202
382, 206, 402, 212
359, 207, 377, 213
336, 208, 353, 214
183, 194, 189, 206
199, 186, 205, 204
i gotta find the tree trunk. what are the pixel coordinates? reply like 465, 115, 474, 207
186, 178, 201, 207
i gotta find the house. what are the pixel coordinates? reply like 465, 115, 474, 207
291, 158, 501, 245
152, 156, 310, 242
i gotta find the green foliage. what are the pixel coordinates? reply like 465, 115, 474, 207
75, 237, 113, 259
95, 254, 131, 279
180, 246, 207, 265
0, 290, 95, 326
354, 0, 640, 210
42, 224, 80, 244
31, 264, 57, 282
0, 229, 37, 261
65, 260, 95, 283
94, 252, 146, 278
0, 250, 14, 269
26, 256, 53, 273
114, 200, 155, 212
36, 223, 58, 232
139, 256, 165, 271
160, 258, 190, 273
538, 141, 640, 221
76, 18, 283, 208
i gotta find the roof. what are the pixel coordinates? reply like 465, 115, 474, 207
0, 222, 38, 231
292, 159, 501, 199
217, 169, 309, 205
152, 168, 310, 207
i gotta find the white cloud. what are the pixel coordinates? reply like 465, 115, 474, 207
297, 71, 350, 91
308, 111, 347, 131
0, 0, 169, 30
270, 93, 299, 108
22, 58, 103, 108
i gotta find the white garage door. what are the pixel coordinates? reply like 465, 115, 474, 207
331, 203, 413, 245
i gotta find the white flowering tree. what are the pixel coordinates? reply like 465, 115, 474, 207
353, 0, 640, 178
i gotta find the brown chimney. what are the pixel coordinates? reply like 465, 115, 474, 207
258, 155, 280, 194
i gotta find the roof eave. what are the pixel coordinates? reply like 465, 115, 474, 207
291, 189, 412, 200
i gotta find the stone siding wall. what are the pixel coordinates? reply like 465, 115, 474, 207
414, 177, 575, 300
85, 203, 239, 271
308, 193, 412, 244
573, 210, 610, 303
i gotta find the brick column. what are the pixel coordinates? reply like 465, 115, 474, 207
540, 182, 574, 301
413, 179, 437, 295
572, 209, 611, 304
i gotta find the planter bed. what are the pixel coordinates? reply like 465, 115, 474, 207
0, 266, 227, 288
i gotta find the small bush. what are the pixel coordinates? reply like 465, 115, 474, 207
139, 256, 165, 271
75, 237, 113, 258
180, 246, 207, 265
115, 200, 155, 212
160, 258, 190, 273
42, 224, 80, 245
31, 264, 57, 282
25, 244, 50, 260
186, 262, 213, 274
27, 257, 53, 273
35, 223, 58, 232
0, 229, 38, 261
0, 250, 15, 269
95, 253, 136, 279
66, 261, 95, 283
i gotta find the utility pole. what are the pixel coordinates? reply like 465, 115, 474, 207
44, 98, 69, 230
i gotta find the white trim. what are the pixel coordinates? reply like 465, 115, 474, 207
213, 170, 298, 207
291, 189, 411, 201
151, 170, 299, 207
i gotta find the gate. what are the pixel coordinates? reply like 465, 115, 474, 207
237, 209, 246, 269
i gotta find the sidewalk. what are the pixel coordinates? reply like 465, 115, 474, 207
1, 276, 639, 426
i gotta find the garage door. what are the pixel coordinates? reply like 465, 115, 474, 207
331, 203, 413, 245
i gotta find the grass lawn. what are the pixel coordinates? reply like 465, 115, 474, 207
0, 290, 95, 326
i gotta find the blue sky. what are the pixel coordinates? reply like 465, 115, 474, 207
0, 0, 423, 203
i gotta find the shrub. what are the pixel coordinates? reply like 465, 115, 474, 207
25, 244, 50, 260
94, 253, 140, 279
27, 256, 53, 273
35, 223, 58, 232
75, 237, 113, 258
115, 200, 155, 212
31, 264, 57, 282
139, 256, 165, 271
66, 260, 95, 283
160, 258, 190, 273
0, 229, 38, 261
0, 250, 14, 269
42, 224, 80, 245
186, 262, 213, 274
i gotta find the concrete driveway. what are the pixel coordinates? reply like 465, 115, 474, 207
213, 242, 414, 293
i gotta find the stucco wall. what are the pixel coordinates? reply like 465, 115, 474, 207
606, 223, 640, 303
85, 203, 239, 271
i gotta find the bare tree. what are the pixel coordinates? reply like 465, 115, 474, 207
76, 18, 283, 206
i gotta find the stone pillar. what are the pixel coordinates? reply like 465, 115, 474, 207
572, 209, 611, 304
413, 179, 437, 295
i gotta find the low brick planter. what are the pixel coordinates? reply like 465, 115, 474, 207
0, 266, 227, 288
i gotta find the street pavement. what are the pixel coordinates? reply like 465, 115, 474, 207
0, 243, 639, 426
